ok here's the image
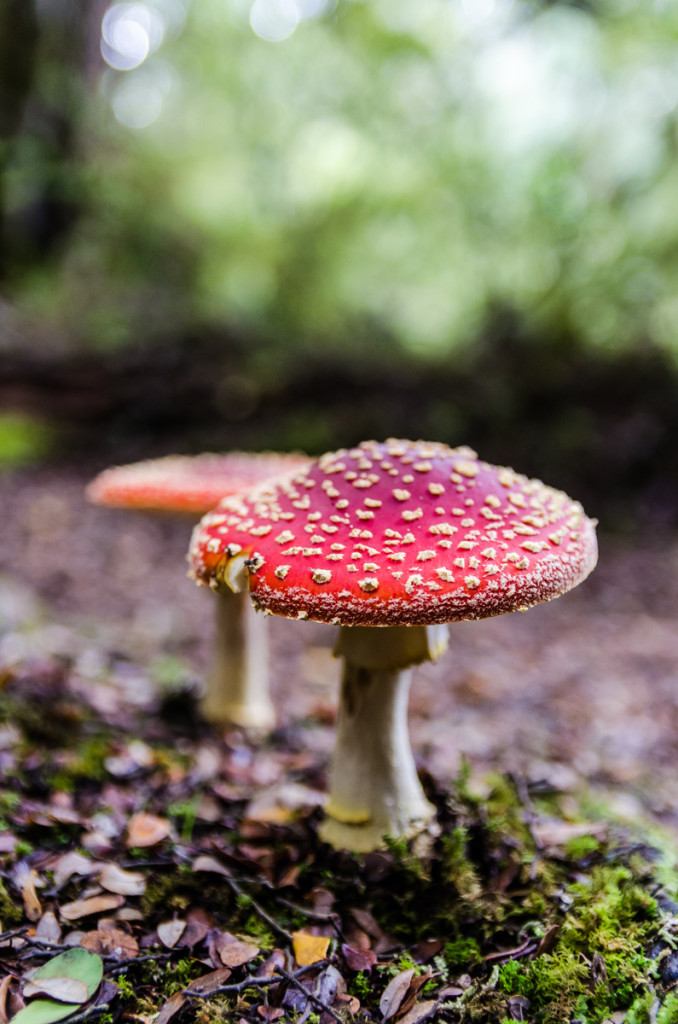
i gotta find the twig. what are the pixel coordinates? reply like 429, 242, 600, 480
274, 965, 343, 1024
275, 898, 345, 939
219, 872, 294, 942
483, 936, 538, 964
183, 960, 325, 1000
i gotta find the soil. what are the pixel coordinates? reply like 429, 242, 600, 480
1, 462, 677, 833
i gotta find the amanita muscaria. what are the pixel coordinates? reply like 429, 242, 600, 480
87, 451, 309, 729
189, 439, 598, 851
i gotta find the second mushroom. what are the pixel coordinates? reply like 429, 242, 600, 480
87, 451, 309, 729
189, 439, 598, 851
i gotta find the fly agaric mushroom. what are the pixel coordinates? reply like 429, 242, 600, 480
87, 451, 309, 729
189, 439, 598, 850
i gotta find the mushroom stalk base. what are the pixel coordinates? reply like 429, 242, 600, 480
319, 625, 443, 852
201, 589, 274, 730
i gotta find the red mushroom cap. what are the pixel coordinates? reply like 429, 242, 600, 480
189, 439, 598, 627
86, 452, 310, 516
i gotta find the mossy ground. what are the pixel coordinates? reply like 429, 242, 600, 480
1, 671, 678, 1023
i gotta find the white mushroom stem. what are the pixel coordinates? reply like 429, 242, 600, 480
318, 623, 448, 852
200, 588, 274, 730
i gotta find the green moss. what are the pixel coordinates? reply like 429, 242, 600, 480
444, 937, 483, 970
46, 736, 111, 791
0, 878, 24, 927
563, 833, 602, 860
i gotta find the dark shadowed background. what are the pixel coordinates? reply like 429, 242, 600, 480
2, 0, 678, 528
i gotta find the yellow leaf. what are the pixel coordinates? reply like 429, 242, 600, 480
292, 931, 330, 966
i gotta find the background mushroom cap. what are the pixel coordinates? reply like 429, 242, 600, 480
86, 452, 310, 515
189, 439, 598, 627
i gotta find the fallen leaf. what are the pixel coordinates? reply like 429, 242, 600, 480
192, 854, 230, 876
0, 973, 12, 1024
398, 999, 438, 1024
180, 907, 214, 948
157, 920, 187, 949
292, 931, 330, 967
213, 932, 260, 968
80, 928, 138, 960
396, 972, 432, 1019
27, 949, 103, 999
257, 1008, 284, 1020
51, 851, 93, 892
336, 993, 361, 1014
60, 894, 124, 921
155, 992, 187, 1024
258, 950, 286, 978
98, 863, 146, 896
380, 968, 415, 1021
23, 979, 88, 1005
507, 994, 531, 1021
350, 908, 383, 940
342, 944, 377, 972
8, 998, 77, 1024
36, 912, 61, 944
13, 861, 42, 922
15, 949, 104, 1024
184, 968, 232, 996
126, 812, 171, 848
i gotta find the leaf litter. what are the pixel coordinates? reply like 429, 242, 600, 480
0, 660, 678, 1024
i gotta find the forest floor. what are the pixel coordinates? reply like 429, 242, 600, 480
1, 464, 678, 1024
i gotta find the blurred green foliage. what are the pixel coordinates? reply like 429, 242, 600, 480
4, 0, 678, 370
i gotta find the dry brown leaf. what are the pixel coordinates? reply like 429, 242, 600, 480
180, 908, 214, 948
98, 863, 146, 896
258, 950, 286, 979
214, 932, 260, 969
23, 977, 88, 1004
380, 968, 415, 1021
292, 931, 330, 967
350, 907, 383, 940
397, 972, 432, 1019
81, 927, 138, 959
0, 973, 12, 1024
60, 894, 125, 921
397, 999, 438, 1024
36, 911, 62, 944
157, 920, 187, 949
256, 1008, 284, 1021
342, 944, 377, 972
13, 862, 42, 922
336, 993, 361, 1015
126, 812, 171, 848
192, 855, 230, 876
155, 991, 187, 1024
52, 852, 94, 888
184, 967, 232, 996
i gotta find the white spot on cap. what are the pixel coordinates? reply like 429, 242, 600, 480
465, 575, 480, 589
250, 525, 272, 537
275, 565, 290, 580
402, 509, 423, 521
393, 489, 411, 501
311, 568, 332, 584
275, 530, 295, 545
416, 550, 436, 561
358, 577, 378, 592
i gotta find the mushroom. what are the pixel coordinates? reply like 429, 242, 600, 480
87, 451, 309, 729
189, 439, 598, 851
